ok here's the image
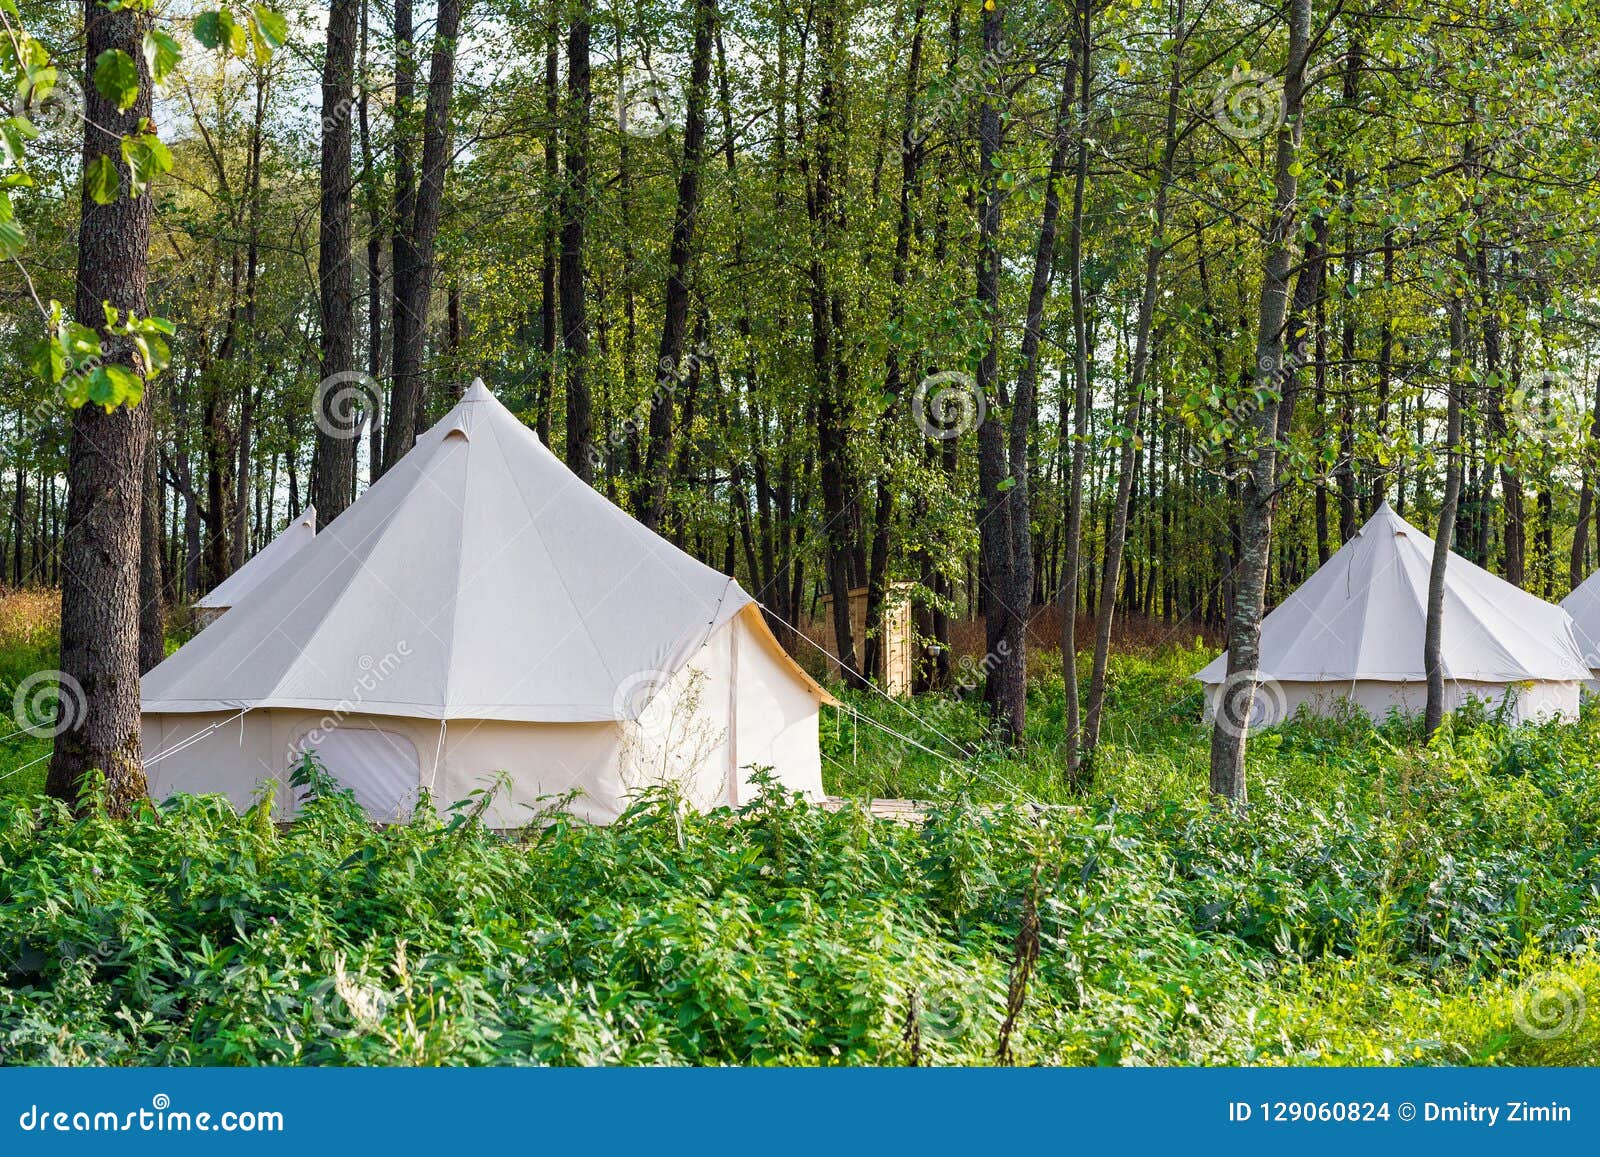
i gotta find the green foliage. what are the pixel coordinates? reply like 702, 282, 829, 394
193, 8, 283, 63
91, 49, 140, 112
1, 640, 1597, 1065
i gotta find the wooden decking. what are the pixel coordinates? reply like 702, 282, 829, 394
823, 795, 929, 824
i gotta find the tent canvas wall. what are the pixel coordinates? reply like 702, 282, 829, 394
141, 381, 837, 825
1560, 570, 1600, 692
1194, 503, 1587, 727
193, 506, 316, 626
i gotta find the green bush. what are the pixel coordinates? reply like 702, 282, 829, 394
1, 640, 1597, 1065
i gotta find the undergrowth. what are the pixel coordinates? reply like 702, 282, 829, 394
1, 624, 1597, 1065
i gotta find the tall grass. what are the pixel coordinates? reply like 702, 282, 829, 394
0, 620, 1597, 1065
0, 588, 59, 797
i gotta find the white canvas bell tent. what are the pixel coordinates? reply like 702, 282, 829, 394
1559, 570, 1600, 691
141, 379, 837, 825
1194, 503, 1588, 727
192, 506, 316, 625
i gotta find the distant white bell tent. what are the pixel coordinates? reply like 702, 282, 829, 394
141, 379, 837, 825
1559, 569, 1600, 692
1194, 502, 1588, 727
192, 506, 316, 625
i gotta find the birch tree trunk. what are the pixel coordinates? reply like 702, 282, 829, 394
1426, 245, 1469, 738
1082, 0, 1186, 763
1208, 0, 1313, 806
1059, 0, 1093, 783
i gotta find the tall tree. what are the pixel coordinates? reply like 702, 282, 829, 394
974, 0, 1019, 738
1426, 244, 1469, 738
377, 0, 417, 478
46, 0, 158, 812
1208, 0, 1313, 806
313, 0, 360, 520
383, 0, 469, 468
1059, 0, 1094, 783
808, 0, 865, 689
559, 2, 595, 481
642, 0, 717, 531
538, 3, 561, 444
139, 438, 164, 675
1081, 0, 1186, 765
359, 0, 386, 475
863, 2, 927, 684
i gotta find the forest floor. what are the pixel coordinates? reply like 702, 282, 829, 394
0, 591, 1597, 1064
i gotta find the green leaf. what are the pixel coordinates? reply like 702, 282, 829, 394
252, 5, 288, 48
223, 10, 249, 56
135, 332, 171, 377
121, 132, 172, 196
93, 49, 141, 112
0, 190, 22, 256
194, 10, 248, 56
86, 364, 144, 411
62, 321, 100, 357
142, 29, 182, 85
84, 153, 120, 204
30, 336, 66, 384
192, 11, 223, 48
0, 117, 34, 166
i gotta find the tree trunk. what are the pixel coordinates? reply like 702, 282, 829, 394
1208, 0, 1312, 807
47, 0, 156, 814
974, 0, 1021, 739
1572, 370, 1600, 589
1083, 0, 1185, 763
359, 0, 384, 475
232, 71, 267, 569
1059, 0, 1093, 782
559, 7, 595, 481
315, 0, 358, 521
384, 0, 467, 467
806, 1, 864, 689
536, 6, 560, 445
139, 434, 165, 674
863, 3, 927, 684
380, 0, 416, 477
642, 0, 716, 532
1426, 253, 1469, 738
